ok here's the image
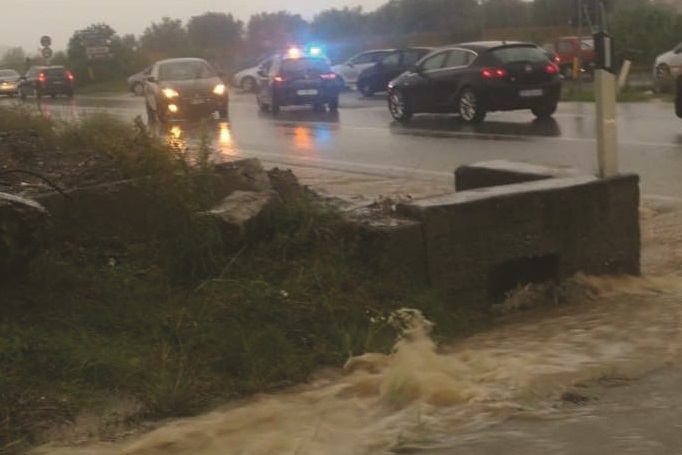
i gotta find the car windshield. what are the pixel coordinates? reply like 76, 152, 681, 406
280, 58, 331, 77
491, 46, 549, 64
0, 69, 19, 77
158, 61, 216, 81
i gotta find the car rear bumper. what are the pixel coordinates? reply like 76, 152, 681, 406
483, 82, 561, 111
274, 87, 340, 106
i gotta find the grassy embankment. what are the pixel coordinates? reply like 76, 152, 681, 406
0, 106, 496, 453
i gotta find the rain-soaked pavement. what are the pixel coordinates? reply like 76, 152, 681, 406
5, 91, 682, 454
3, 90, 682, 198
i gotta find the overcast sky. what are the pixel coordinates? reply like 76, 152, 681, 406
2, 0, 387, 52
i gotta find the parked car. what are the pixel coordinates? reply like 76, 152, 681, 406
544, 36, 595, 79
144, 58, 228, 123
127, 66, 151, 96
386, 41, 561, 124
331, 49, 395, 88
18, 65, 74, 99
232, 56, 276, 92
0, 68, 21, 97
654, 42, 682, 92
255, 48, 344, 114
355, 47, 435, 97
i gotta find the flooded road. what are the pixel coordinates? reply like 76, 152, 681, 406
7, 91, 682, 454
32, 274, 682, 455
3, 92, 682, 198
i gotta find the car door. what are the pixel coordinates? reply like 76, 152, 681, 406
344, 51, 388, 83
403, 50, 449, 112
431, 49, 476, 111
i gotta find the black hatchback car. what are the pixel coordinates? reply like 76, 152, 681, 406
144, 58, 228, 123
255, 49, 343, 114
355, 47, 434, 97
19, 65, 75, 99
386, 41, 562, 124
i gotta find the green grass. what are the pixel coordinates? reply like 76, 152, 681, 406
560, 86, 673, 103
0, 108, 490, 452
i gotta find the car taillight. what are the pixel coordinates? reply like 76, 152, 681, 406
553, 55, 560, 64
66, 71, 74, 81
273, 75, 285, 83
320, 73, 336, 80
544, 63, 558, 75
38, 72, 46, 83
480, 67, 506, 79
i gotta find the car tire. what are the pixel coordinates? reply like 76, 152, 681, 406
531, 101, 558, 119
654, 64, 673, 93
328, 96, 339, 112
271, 98, 280, 115
458, 87, 486, 124
257, 95, 270, 112
241, 76, 256, 93
132, 83, 145, 97
388, 89, 412, 122
358, 80, 374, 97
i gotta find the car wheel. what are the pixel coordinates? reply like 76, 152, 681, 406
241, 76, 256, 93
132, 83, 145, 97
257, 95, 270, 112
328, 96, 339, 112
654, 64, 673, 93
531, 101, 558, 119
358, 80, 374, 97
388, 90, 412, 122
458, 87, 486, 124
271, 97, 280, 115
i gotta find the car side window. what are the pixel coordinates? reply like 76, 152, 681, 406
420, 52, 448, 72
444, 50, 469, 68
381, 52, 401, 67
403, 51, 424, 67
350, 53, 374, 65
261, 58, 274, 76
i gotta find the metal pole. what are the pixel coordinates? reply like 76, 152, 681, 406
577, 0, 583, 91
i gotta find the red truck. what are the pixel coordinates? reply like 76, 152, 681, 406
543, 36, 596, 79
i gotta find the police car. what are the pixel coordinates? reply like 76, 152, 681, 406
255, 47, 343, 114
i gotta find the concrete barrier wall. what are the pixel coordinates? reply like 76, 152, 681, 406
391, 163, 640, 307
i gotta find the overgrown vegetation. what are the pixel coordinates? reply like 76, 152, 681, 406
0, 108, 490, 453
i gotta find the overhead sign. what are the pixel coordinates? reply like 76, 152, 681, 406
41, 47, 53, 59
85, 46, 111, 59
40, 35, 52, 47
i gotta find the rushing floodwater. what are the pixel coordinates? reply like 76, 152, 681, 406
32, 272, 682, 455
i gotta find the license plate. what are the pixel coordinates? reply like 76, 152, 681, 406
190, 98, 206, 105
519, 88, 543, 97
297, 89, 318, 96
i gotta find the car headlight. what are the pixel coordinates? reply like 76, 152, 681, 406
162, 88, 179, 99
213, 84, 227, 96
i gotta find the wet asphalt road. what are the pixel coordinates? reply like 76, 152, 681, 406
3, 90, 682, 198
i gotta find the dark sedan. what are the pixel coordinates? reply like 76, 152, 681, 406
386, 41, 562, 124
144, 58, 228, 123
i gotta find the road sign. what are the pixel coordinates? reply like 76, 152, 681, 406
41, 47, 53, 59
40, 35, 52, 47
85, 46, 111, 59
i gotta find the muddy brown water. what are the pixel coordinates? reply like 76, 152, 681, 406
30, 198, 682, 455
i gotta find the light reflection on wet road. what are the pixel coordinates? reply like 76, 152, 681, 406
4, 91, 682, 197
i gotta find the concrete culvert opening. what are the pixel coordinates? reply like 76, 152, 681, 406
489, 254, 560, 303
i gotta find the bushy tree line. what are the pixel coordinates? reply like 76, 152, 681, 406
0, 0, 678, 84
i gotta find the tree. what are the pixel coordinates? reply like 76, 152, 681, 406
140, 17, 190, 61
311, 7, 367, 41
0, 47, 27, 72
187, 12, 244, 69
246, 11, 310, 58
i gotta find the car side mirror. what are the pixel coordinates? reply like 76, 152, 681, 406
146, 76, 156, 83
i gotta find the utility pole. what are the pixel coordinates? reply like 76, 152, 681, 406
577, 0, 583, 91
594, 1, 618, 178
